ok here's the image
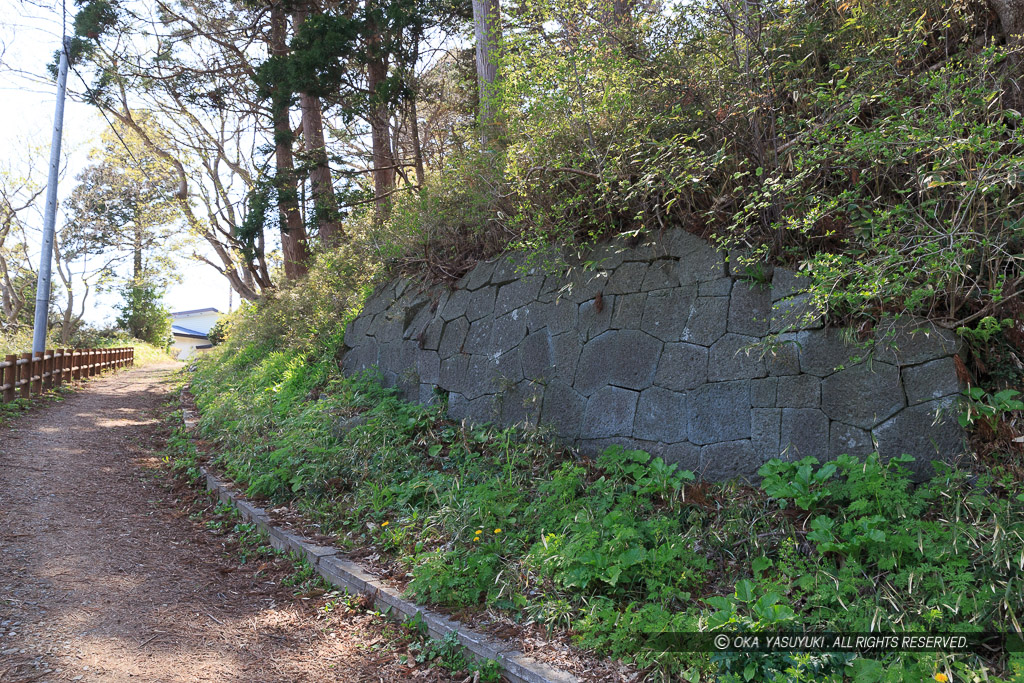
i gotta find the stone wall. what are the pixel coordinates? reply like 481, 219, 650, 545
342, 229, 966, 479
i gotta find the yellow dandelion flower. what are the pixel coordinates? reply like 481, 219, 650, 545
475, 529, 482, 534
472, 537, 480, 542
934, 674, 948, 683
494, 528, 502, 534
381, 521, 389, 527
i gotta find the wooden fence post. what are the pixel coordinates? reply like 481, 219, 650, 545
42, 348, 53, 391
3, 354, 15, 403
19, 353, 31, 400
29, 352, 40, 396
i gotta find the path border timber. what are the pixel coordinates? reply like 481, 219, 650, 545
182, 410, 580, 683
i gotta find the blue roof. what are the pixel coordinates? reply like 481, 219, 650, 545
172, 325, 209, 339
171, 308, 220, 317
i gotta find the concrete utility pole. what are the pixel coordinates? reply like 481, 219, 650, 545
31, 36, 71, 354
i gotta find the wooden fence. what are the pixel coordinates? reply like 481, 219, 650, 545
0, 347, 134, 404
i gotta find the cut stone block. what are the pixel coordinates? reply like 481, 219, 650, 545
701, 440, 758, 480
821, 361, 904, 429
659, 441, 700, 470
574, 329, 662, 396
439, 355, 468, 390
641, 260, 677, 291
752, 408, 782, 458
520, 330, 555, 381
699, 277, 733, 297
546, 297, 578, 335
769, 294, 823, 333
611, 292, 646, 329
798, 328, 866, 377
540, 382, 587, 439
829, 421, 874, 459
872, 396, 966, 478
688, 381, 751, 445
654, 342, 709, 391
750, 378, 778, 407
466, 287, 497, 322
417, 352, 440, 385
779, 408, 829, 461
776, 374, 821, 408
342, 344, 378, 374
873, 317, 960, 366
438, 318, 469, 360
708, 333, 767, 381
634, 386, 688, 442
668, 230, 726, 282
581, 386, 639, 438
497, 380, 543, 427
492, 310, 528, 354
552, 333, 581, 385
682, 297, 729, 346
902, 357, 961, 406
495, 276, 544, 317
464, 260, 497, 290
765, 333, 801, 376
464, 317, 495, 355
579, 295, 614, 341
728, 282, 772, 337
771, 266, 810, 301
606, 261, 649, 294
441, 288, 472, 321
421, 318, 444, 351
642, 288, 697, 341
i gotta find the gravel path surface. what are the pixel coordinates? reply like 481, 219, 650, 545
0, 364, 444, 683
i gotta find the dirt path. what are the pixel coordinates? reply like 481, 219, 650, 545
0, 364, 442, 683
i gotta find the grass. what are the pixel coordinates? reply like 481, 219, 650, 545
176, 340, 1024, 682
166, 430, 504, 681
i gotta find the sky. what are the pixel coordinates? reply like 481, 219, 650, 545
0, 0, 234, 324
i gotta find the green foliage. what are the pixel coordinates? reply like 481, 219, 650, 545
406, 631, 501, 680
378, 149, 509, 274
207, 318, 229, 347
218, 244, 374, 354
356, 0, 1024, 329
188, 324, 1024, 680
758, 457, 837, 511
115, 282, 171, 347
959, 387, 1024, 431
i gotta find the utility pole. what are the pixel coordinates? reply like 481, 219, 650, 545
31, 36, 71, 354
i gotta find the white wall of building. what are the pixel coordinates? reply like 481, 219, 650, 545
171, 309, 221, 360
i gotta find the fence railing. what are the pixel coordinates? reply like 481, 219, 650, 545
0, 347, 134, 404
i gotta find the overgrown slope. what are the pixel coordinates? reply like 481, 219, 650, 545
180, 268, 1024, 681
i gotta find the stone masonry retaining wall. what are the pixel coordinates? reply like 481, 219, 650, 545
342, 229, 966, 479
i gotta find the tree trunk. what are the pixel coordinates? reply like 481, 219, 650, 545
270, 1, 311, 279
472, 0, 501, 142
409, 94, 425, 187
133, 227, 143, 281
294, 7, 345, 245
60, 286, 74, 345
406, 36, 425, 187
365, 0, 396, 215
